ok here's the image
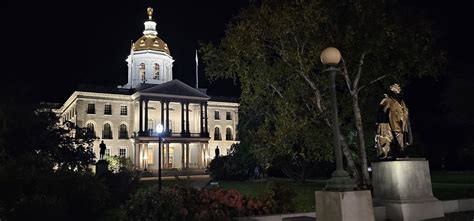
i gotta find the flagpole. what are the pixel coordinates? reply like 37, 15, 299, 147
129, 40, 134, 88
195, 50, 199, 89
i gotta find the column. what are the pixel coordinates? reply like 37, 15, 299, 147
200, 103, 204, 134
181, 103, 185, 135
181, 143, 185, 169
204, 103, 208, 133
160, 101, 164, 129
186, 143, 190, 169
186, 103, 190, 135
166, 144, 170, 169
197, 143, 203, 168
139, 99, 143, 134
144, 100, 149, 135
144, 143, 148, 170
206, 143, 209, 166
134, 143, 139, 168
166, 102, 170, 133
162, 143, 166, 169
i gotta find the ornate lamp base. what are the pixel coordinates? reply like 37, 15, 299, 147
325, 170, 358, 191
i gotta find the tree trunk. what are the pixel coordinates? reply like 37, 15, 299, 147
351, 93, 370, 187
339, 133, 360, 181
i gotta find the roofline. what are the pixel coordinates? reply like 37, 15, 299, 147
59, 91, 132, 113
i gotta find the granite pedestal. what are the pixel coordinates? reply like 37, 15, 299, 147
315, 190, 375, 221
372, 159, 444, 221
95, 160, 109, 177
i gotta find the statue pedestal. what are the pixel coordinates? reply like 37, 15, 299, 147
95, 160, 109, 177
315, 190, 375, 221
372, 159, 444, 220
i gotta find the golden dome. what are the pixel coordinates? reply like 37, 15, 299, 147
133, 35, 170, 55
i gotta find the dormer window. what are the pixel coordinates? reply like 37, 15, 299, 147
140, 39, 146, 46
153, 63, 160, 79
153, 39, 160, 47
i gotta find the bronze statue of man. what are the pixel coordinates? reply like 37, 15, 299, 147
375, 83, 413, 159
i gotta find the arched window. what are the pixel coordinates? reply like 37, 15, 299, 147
226, 128, 233, 141
102, 123, 112, 139
86, 123, 95, 138
153, 63, 160, 79
119, 124, 128, 139
214, 127, 221, 140
139, 63, 146, 82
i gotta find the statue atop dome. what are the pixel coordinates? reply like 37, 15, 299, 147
147, 7, 154, 20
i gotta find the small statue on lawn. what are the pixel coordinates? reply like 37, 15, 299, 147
375, 83, 413, 159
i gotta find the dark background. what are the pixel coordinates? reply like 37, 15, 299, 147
1, 0, 473, 169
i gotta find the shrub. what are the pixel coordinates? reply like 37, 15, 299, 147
1, 170, 109, 220
101, 168, 141, 207
123, 186, 189, 221
208, 144, 257, 181
124, 186, 275, 221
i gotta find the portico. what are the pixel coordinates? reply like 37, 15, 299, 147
131, 80, 211, 170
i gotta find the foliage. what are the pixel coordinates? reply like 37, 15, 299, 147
101, 166, 141, 207
106, 155, 134, 173
201, 0, 445, 182
0, 100, 111, 220
0, 168, 109, 220
209, 143, 257, 180
124, 184, 297, 220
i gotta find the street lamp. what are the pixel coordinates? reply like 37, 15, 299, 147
156, 123, 164, 190
320, 47, 357, 190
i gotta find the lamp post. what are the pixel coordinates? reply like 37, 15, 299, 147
156, 123, 164, 190
320, 47, 357, 190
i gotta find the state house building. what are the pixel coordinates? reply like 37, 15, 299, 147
56, 7, 239, 171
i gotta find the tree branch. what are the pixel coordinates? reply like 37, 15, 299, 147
357, 74, 387, 93
340, 57, 353, 94
353, 52, 366, 90
269, 83, 284, 99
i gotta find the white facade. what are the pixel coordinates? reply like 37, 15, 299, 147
57, 7, 239, 171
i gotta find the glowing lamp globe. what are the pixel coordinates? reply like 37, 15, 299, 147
156, 124, 164, 134
320, 47, 341, 65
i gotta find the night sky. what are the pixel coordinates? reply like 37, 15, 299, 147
2, 0, 474, 167
2, 0, 249, 102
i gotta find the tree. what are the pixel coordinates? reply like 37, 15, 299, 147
0, 98, 104, 220
202, 0, 444, 185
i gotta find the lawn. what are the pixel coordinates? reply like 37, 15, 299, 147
219, 179, 325, 213
218, 171, 474, 213
136, 171, 474, 213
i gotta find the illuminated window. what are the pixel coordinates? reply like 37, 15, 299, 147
226, 128, 233, 141
86, 123, 96, 138
147, 148, 154, 164
104, 104, 112, 115
87, 103, 95, 114
119, 124, 128, 139
139, 63, 146, 82
102, 123, 113, 139
214, 127, 221, 140
153, 63, 160, 79
120, 106, 127, 115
